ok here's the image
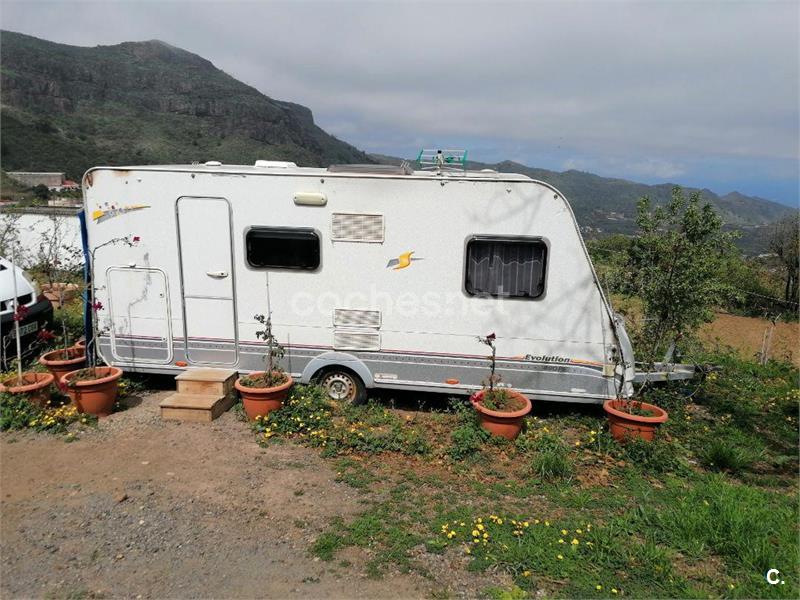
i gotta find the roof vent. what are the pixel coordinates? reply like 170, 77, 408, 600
255, 160, 297, 168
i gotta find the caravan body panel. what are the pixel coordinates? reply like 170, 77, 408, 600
83, 163, 629, 403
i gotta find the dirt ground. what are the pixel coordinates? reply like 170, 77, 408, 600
701, 312, 799, 366
0, 391, 432, 599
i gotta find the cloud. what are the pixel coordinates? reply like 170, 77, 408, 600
1, 0, 797, 202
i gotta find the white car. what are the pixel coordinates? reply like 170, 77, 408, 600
1, 257, 53, 369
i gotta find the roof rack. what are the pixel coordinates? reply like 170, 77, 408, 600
327, 163, 414, 175
416, 148, 468, 172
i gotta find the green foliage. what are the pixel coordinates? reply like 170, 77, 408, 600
0, 391, 94, 434
447, 400, 490, 461
640, 475, 798, 577
312, 504, 422, 577
625, 186, 739, 360
699, 437, 756, 473
526, 433, 573, 481
251, 385, 431, 457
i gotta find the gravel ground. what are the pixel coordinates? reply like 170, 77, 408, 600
0, 390, 430, 599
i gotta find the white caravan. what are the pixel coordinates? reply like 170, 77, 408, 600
81, 156, 639, 404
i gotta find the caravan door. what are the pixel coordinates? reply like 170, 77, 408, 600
176, 196, 238, 365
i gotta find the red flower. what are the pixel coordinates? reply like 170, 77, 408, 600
37, 329, 56, 341
92, 301, 104, 311
12, 304, 29, 322
133, 236, 140, 242
486, 332, 496, 341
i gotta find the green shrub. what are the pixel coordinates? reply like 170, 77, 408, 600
700, 439, 753, 473
525, 432, 573, 481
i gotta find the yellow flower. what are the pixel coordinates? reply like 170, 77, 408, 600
576, 529, 583, 534
575, 440, 581, 446
472, 529, 480, 537
561, 529, 568, 535
571, 538, 579, 545
611, 589, 618, 595
596, 585, 603, 591
477, 524, 484, 531
544, 520, 550, 527
558, 539, 565, 544
522, 570, 531, 577
557, 554, 563, 560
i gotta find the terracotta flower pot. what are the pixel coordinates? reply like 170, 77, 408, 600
40, 346, 86, 383
74, 339, 86, 349
0, 372, 55, 408
470, 389, 532, 440
603, 399, 669, 442
234, 372, 293, 420
61, 366, 123, 417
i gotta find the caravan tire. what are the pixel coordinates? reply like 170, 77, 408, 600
317, 368, 367, 406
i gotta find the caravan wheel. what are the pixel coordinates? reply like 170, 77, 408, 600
318, 369, 367, 406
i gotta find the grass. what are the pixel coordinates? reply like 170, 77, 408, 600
247, 351, 799, 597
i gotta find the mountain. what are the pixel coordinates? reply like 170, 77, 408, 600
0, 30, 371, 179
372, 154, 793, 252
1, 30, 792, 254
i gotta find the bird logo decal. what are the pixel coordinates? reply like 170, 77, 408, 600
92, 203, 151, 223
386, 251, 423, 270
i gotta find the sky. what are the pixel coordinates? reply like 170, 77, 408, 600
1, 0, 798, 206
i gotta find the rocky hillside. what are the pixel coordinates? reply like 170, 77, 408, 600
0, 31, 371, 178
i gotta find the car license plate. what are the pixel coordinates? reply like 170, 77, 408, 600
6, 321, 38, 339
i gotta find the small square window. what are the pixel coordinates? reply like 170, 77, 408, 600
465, 237, 547, 299
246, 227, 320, 270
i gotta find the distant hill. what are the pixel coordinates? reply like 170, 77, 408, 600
372, 154, 794, 253
0, 30, 371, 179
1, 30, 793, 254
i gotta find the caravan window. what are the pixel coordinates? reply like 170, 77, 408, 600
465, 237, 547, 299
246, 227, 320, 270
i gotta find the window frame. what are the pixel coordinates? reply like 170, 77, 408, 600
462, 235, 549, 300
244, 226, 322, 271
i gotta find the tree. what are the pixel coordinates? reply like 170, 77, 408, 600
768, 213, 799, 305
31, 184, 50, 201
624, 186, 738, 361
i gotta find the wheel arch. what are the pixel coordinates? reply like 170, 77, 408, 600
299, 351, 375, 388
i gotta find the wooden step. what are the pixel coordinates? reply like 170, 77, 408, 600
175, 368, 238, 397
160, 393, 236, 422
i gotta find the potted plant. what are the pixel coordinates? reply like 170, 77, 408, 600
469, 333, 531, 440
60, 236, 136, 416
0, 243, 55, 406
235, 309, 293, 420
603, 398, 668, 442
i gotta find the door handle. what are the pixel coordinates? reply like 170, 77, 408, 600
206, 271, 229, 278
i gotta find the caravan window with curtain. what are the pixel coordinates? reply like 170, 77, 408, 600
465, 237, 547, 299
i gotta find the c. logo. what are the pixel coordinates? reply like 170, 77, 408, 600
766, 569, 783, 585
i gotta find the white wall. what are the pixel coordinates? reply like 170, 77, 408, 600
1, 211, 83, 269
